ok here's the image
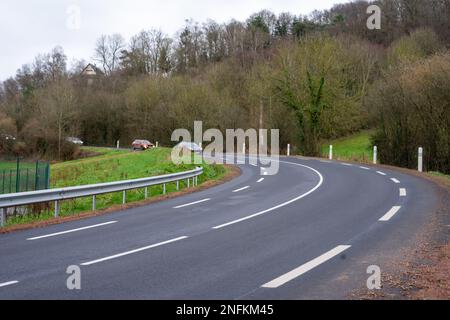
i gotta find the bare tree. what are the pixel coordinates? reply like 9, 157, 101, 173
94, 34, 125, 74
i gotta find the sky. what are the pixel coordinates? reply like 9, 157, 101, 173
0, 0, 347, 81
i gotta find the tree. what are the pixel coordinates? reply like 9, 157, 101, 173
94, 34, 125, 74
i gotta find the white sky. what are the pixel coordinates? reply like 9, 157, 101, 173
0, 0, 348, 80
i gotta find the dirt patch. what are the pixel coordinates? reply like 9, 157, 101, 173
0, 165, 241, 234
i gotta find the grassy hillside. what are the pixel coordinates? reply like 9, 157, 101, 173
321, 130, 374, 162
6, 147, 226, 226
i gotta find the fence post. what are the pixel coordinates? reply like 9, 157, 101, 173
418, 147, 424, 172
15, 158, 20, 193
0, 208, 5, 227
329, 145, 333, 160
373, 146, 378, 165
287, 144, 291, 157
45, 163, 50, 189
54, 200, 59, 218
92, 195, 96, 211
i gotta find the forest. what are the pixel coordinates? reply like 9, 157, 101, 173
0, 0, 449, 173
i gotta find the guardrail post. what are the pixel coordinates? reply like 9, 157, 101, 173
329, 145, 333, 160
145, 187, 148, 199
163, 184, 166, 195
0, 208, 5, 227
195, 176, 198, 186
187, 179, 190, 188
54, 200, 59, 218
287, 144, 291, 157
418, 147, 423, 172
176, 181, 180, 191
122, 191, 126, 204
92, 195, 96, 211
373, 146, 378, 164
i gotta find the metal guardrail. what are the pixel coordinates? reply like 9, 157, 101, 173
0, 167, 203, 227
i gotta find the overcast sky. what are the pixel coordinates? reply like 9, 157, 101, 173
0, 0, 348, 81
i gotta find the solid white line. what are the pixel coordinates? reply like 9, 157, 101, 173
27, 221, 118, 241
262, 245, 351, 288
379, 206, 402, 222
359, 166, 370, 170
391, 178, 401, 184
400, 188, 407, 197
377, 171, 387, 176
257, 178, 265, 183
213, 162, 323, 229
174, 198, 210, 209
0, 281, 19, 288
233, 186, 250, 193
81, 236, 188, 266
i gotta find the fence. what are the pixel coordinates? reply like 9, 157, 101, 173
0, 167, 203, 227
0, 159, 50, 195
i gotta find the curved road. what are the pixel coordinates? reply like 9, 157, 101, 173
0, 156, 440, 299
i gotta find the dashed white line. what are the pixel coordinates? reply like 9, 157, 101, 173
320, 160, 332, 163
376, 171, 387, 176
262, 245, 351, 288
257, 178, 265, 183
379, 206, 402, 222
391, 178, 401, 184
174, 198, 210, 209
359, 166, 370, 170
81, 236, 188, 266
400, 188, 407, 197
0, 281, 19, 288
233, 186, 250, 193
213, 163, 323, 230
341, 163, 353, 167
26, 221, 118, 241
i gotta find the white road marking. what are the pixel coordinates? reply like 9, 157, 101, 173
379, 206, 402, 222
257, 178, 265, 183
174, 198, 210, 209
262, 245, 351, 288
81, 236, 188, 266
376, 171, 387, 176
27, 221, 118, 241
391, 178, 401, 184
0, 281, 19, 288
400, 188, 407, 197
359, 166, 370, 170
320, 160, 332, 163
213, 163, 323, 229
233, 186, 250, 193
341, 163, 353, 166
250, 164, 258, 167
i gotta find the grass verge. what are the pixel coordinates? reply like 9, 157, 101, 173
320, 130, 374, 162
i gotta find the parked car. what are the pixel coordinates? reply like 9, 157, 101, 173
66, 137, 84, 145
132, 139, 154, 151
176, 142, 203, 154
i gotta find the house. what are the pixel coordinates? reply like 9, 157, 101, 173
80, 63, 103, 85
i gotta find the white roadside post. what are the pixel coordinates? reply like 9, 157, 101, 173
54, 200, 59, 218
122, 191, 126, 204
92, 195, 96, 211
243, 143, 246, 155
156, 141, 159, 148
287, 144, 291, 157
116, 140, 120, 149
418, 147, 423, 172
373, 146, 378, 165
329, 145, 333, 160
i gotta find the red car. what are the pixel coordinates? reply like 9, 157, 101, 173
132, 139, 154, 151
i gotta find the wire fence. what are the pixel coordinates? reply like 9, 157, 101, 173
0, 158, 50, 194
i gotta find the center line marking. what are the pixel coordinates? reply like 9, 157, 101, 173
400, 188, 407, 197
233, 186, 250, 193
262, 245, 351, 288
257, 178, 265, 183
391, 178, 401, 184
379, 206, 402, 221
341, 163, 353, 166
174, 198, 210, 209
81, 236, 188, 266
377, 171, 387, 176
359, 166, 370, 170
27, 221, 118, 241
0, 281, 19, 288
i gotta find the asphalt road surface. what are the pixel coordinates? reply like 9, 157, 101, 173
0, 156, 440, 299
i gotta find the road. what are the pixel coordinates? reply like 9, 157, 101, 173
0, 156, 440, 299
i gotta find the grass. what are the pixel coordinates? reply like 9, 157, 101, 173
0, 160, 37, 171
5, 147, 227, 227
429, 172, 450, 180
321, 130, 375, 162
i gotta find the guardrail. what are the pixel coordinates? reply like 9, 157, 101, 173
0, 167, 203, 227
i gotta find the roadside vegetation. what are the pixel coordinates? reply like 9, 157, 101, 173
5, 147, 227, 227
320, 130, 374, 162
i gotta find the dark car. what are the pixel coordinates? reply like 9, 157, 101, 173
132, 139, 154, 151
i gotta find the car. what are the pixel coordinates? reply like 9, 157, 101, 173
66, 137, 84, 145
132, 139, 154, 151
0, 134, 16, 141
176, 142, 203, 154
